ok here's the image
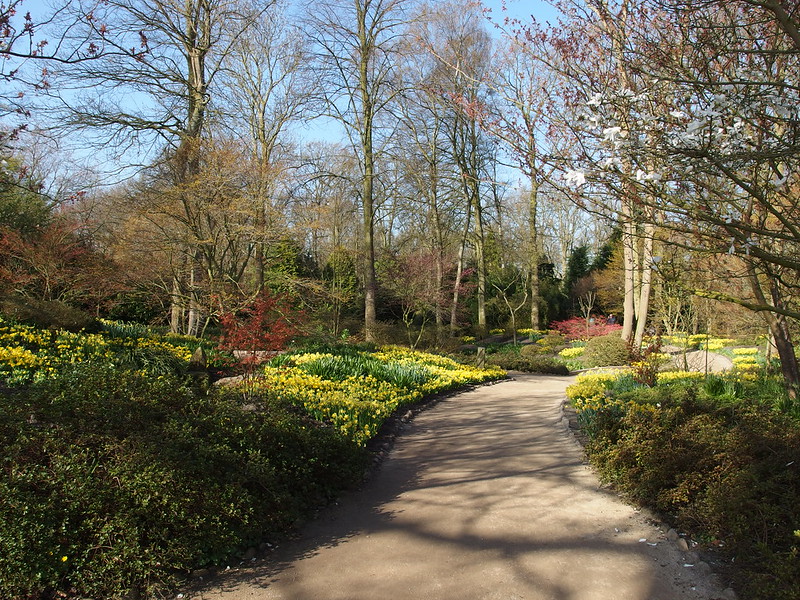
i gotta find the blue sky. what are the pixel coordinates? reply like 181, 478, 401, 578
10, 0, 561, 182
481, 0, 561, 26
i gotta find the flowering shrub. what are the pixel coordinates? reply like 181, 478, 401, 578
0, 318, 194, 385
732, 356, 760, 373
657, 370, 705, 385
699, 338, 735, 351
663, 333, 737, 351
559, 346, 585, 359
516, 328, 549, 337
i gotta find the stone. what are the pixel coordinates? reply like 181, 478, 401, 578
676, 538, 689, 552
666, 528, 679, 541
696, 561, 712, 575
188, 346, 207, 371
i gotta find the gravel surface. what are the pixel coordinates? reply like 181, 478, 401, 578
185, 373, 737, 600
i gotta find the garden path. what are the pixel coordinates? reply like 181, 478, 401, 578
187, 374, 734, 600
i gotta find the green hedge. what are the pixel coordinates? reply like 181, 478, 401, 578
487, 353, 570, 375
586, 386, 800, 600
582, 333, 631, 367
0, 363, 366, 599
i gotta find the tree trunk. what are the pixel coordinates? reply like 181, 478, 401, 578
633, 221, 654, 347
621, 200, 636, 342
170, 275, 183, 334
473, 206, 487, 338
748, 267, 800, 396
450, 201, 472, 335
529, 181, 540, 331
357, 3, 378, 343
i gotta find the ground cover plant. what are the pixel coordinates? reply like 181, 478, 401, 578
0, 318, 504, 599
251, 346, 506, 445
566, 367, 800, 600
471, 330, 571, 374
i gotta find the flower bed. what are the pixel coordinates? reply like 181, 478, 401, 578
245, 346, 505, 445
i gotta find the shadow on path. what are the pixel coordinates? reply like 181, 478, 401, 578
189, 374, 730, 600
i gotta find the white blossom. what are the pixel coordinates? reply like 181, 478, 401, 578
587, 92, 603, 107
635, 169, 662, 183
602, 126, 626, 141
563, 170, 586, 187
772, 173, 789, 188
686, 119, 707, 135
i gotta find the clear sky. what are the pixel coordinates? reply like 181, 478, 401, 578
10, 0, 562, 183
481, 0, 562, 28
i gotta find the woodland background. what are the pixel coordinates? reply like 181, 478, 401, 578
2, 0, 800, 387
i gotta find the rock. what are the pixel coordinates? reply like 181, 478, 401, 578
214, 374, 245, 386
676, 538, 689, 552
696, 561, 712, 575
722, 588, 738, 600
188, 346, 207, 371
666, 528, 679, 541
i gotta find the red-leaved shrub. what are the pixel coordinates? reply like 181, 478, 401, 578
550, 316, 622, 341
218, 291, 300, 366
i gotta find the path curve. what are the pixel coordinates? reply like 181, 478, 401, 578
188, 374, 733, 600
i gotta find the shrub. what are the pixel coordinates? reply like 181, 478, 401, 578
585, 388, 800, 600
488, 352, 569, 375
219, 291, 299, 356
0, 295, 98, 332
582, 333, 631, 367
521, 333, 566, 356
550, 316, 623, 341
0, 362, 366, 599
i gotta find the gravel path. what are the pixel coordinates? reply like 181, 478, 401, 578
187, 374, 735, 600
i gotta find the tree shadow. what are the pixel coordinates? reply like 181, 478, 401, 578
186, 374, 723, 600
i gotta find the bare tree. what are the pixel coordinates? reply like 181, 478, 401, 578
305, 0, 410, 342
217, 0, 310, 290
40, 0, 269, 333
419, 0, 494, 337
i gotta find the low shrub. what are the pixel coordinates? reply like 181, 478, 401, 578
0, 363, 367, 600
488, 352, 569, 375
581, 383, 800, 600
582, 333, 631, 367
550, 316, 622, 341
0, 295, 99, 332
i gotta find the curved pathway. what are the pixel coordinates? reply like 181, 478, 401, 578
189, 374, 732, 600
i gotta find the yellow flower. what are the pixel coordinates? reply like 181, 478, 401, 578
657, 370, 705, 384
559, 347, 585, 359
732, 347, 759, 356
